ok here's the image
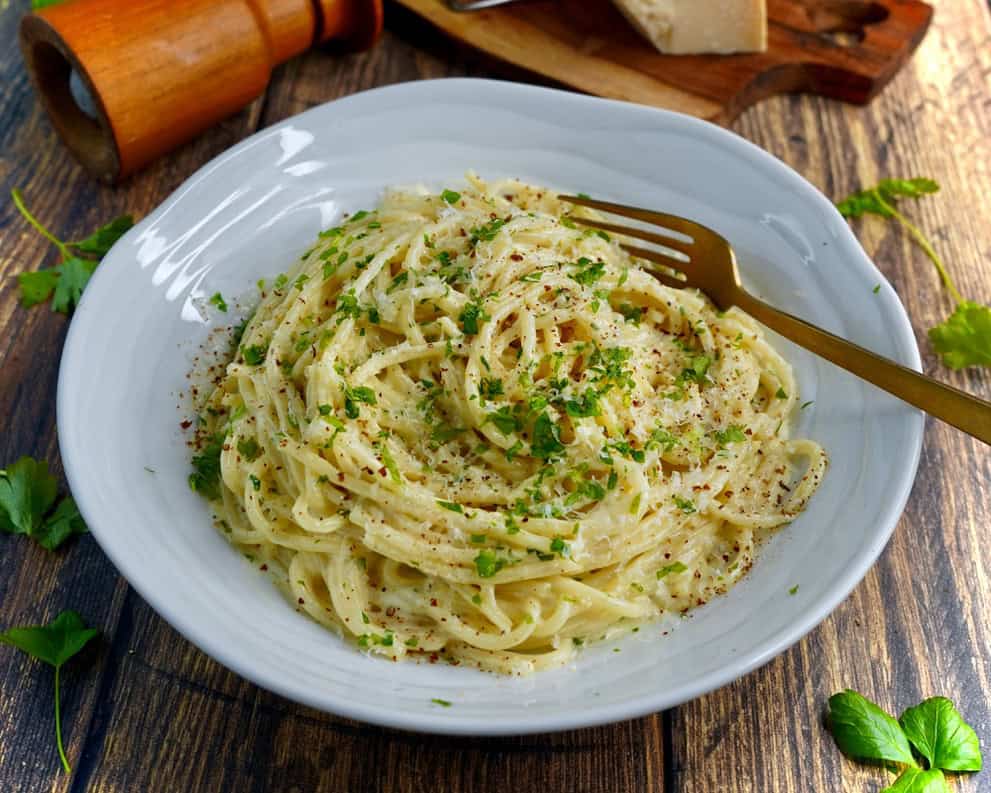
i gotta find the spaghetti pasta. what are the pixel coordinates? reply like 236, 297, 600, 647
192, 175, 827, 675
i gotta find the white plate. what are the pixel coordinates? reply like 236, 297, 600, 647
58, 78, 923, 735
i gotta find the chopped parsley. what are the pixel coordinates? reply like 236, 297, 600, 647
678, 354, 711, 386
530, 412, 565, 460
564, 388, 601, 418
487, 404, 526, 435
618, 303, 644, 325
478, 377, 504, 406
437, 500, 463, 514
236, 437, 261, 462
458, 297, 489, 335
343, 385, 377, 418
209, 292, 228, 312
569, 257, 606, 287
713, 425, 747, 446
657, 561, 687, 579
469, 218, 506, 245
474, 549, 506, 578
672, 495, 696, 514
189, 433, 225, 500
441, 189, 461, 204
241, 343, 268, 366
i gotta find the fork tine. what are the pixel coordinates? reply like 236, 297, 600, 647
566, 217, 695, 259
559, 194, 716, 243
620, 244, 696, 289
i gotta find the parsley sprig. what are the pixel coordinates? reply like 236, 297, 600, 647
827, 690, 982, 791
0, 456, 87, 550
0, 611, 99, 773
11, 189, 133, 314
837, 179, 990, 369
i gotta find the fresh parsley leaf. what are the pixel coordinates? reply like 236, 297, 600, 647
881, 768, 948, 793
928, 302, 991, 370
0, 456, 57, 536
837, 178, 991, 369
441, 189, 461, 205
672, 495, 696, 514
33, 497, 87, 551
431, 698, 452, 707
0, 610, 99, 773
877, 178, 940, 202
51, 257, 97, 313
18, 270, 58, 307
657, 561, 687, 579
437, 500, 463, 514
0, 456, 86, 551
209, 292, 228, 312
0, 610, 97, 667
550, 537, 570, 557
827, 690, 917, 767
899, 697, 982, 772
70, 215, 134, 258
11, 190, 133, 314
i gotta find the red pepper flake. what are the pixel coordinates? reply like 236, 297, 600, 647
298, 598, 305, 604
180, 419, 192, 430
510, 253, 523, 262
430, 598, 438, 607
260, 564, 268, 571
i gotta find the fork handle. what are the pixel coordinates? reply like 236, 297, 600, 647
734, 291, 991, 445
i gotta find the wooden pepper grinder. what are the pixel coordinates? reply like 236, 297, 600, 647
19, 0, 384, 183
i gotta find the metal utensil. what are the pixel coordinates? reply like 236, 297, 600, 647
560, 194, 991, 445
446, 0, 526, 9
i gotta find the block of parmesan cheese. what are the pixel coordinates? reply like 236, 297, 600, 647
612, 0, 767, 54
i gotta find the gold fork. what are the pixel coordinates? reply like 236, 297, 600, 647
560, 194, 991, 445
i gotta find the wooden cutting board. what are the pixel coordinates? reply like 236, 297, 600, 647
393, 0, 933, 123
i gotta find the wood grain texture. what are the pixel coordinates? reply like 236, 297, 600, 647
393, 0, 933, 123
0, 1, 989, 792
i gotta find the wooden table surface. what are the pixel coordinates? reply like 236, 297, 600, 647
2, 2, 989, 791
